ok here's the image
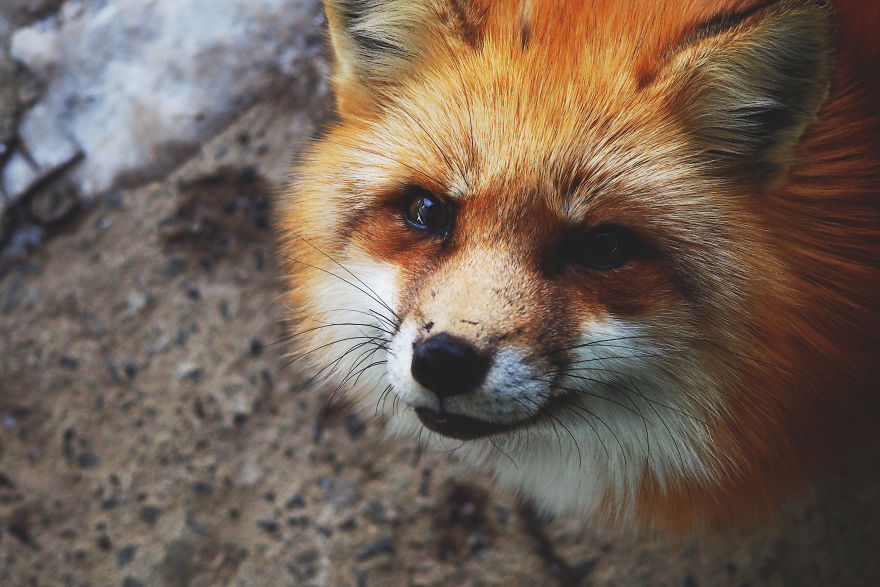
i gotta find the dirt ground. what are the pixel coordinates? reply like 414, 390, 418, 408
1, 86, 879, 586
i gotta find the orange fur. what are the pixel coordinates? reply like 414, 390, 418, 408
279, 0, 880, 528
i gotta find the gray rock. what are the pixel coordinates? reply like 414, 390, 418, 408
2, 150, 38, 202
18, 102, 81, 174
27, 178, 79, 225
8, 0, 324, 199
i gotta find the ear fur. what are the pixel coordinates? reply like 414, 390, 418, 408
324, 0, 485, 115
662, 0, 836, 186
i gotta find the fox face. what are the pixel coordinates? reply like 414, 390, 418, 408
280, 0, 880, 527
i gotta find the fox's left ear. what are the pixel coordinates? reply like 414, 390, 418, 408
660, 0, 836, 186
323, 0, 486, 116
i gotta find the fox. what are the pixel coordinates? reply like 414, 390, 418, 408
278, 0, 880, 529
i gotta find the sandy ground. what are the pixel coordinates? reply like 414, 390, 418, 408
1, 85, 879, 586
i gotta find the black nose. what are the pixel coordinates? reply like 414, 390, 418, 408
411, 333, 490, 399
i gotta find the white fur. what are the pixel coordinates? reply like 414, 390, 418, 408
297, 258, 397, 407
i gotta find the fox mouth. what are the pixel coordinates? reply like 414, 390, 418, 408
415, 406, 537, 441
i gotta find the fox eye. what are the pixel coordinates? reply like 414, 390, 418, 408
403, 187, 450, 232
569, 225, 636, 270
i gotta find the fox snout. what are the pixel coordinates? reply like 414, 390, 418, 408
410, 333, 491, 398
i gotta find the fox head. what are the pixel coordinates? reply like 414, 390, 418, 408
280, 0, 880, 527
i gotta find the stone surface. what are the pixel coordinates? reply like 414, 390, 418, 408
18, 102, 81, 173
9, 0, 324, 199
2, 150, 38, 201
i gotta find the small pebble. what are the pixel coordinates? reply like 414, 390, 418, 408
117, 545, 137, 568
191, 481, 214, 496
78, 452, 100, 469
257, 519, 280, 534
139, 505, 162, 525
356, 536, 395, 560
59, 355, 79, 369
286, 494, 305, 510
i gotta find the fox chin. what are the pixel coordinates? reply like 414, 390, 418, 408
279, 0, 880, 529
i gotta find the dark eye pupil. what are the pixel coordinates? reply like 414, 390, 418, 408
573, 225, 634, 270
406, 190, 447, 230
590, 233, 620, 263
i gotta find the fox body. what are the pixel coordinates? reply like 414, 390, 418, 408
279, 0, 880, 528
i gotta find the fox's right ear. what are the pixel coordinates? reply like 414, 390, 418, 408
658, 0, 836, 187
324, 0, 486, 116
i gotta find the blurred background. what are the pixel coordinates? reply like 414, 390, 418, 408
1, 1, 878, 585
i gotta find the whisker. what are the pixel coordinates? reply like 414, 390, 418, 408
275, 245, 399, 327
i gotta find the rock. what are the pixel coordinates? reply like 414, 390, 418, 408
139, 505, 162, 525
19, 102, 81, 172
177, 363, 204, 382
356, 536, 395, 561
27, 178, 79, 225
8, 0, 324, 199
2, 151, 39, 202
256, 519, 280, 535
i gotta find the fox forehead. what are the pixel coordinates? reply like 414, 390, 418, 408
334, 65, 700, 229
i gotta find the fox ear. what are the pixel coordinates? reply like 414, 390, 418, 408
663, 0, 836, 186
324, 0, 485, 115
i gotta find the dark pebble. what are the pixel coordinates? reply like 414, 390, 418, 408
0, 471, 14, 488
185, 286, 201, 300
59, 528, 77, 540
192, 481, 214, 496
122, 578, 146, 587
356, 536, 395, 560
180, 366, 204, 382
117, 545, 137, 568
287, 516, 309, 528
124, 362, 139, 379
338, 517, 357, 532
249, 337, 263, 356
59, 355, 79, 369
101, 497, 119, 510
97, 534, 113, 551
8, 521, 38, 549
257, 519, 280, 534
139, 505, 162, 525
317, 525, 333, 538
362, 501, 387, 525
344, 413, 366, 440
166, 257, 188, 277
286, 494, 305, 510
78, 452, 100, 469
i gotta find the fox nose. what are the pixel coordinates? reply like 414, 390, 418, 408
411, 333, 489, 399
